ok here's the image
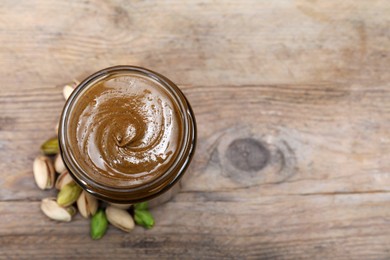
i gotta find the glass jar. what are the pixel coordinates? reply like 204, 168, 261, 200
58, 66, 196, 205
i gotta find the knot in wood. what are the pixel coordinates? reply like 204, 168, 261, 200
225, 138, 269, 172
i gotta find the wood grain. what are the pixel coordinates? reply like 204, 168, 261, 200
1, 0, 390, 259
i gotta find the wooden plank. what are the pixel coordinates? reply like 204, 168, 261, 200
1, 197, 390, 259
0, 0, 389, 87
0, 0, 390, 259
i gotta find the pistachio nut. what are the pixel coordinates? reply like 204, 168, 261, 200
40, 137, 59, 155
77, 191, 98, 218
109, 203, 132, 210
66, 205, 77, 216
90, 209, 108, 240
57, 182, 82, 207
134, 202, 148, 210
134, 209, 155, 229
40, 198, 75, 222
106, 206, 135, 232
33, 156, 55, 190
133, 202, 154, 229
55, 171, 73, 190
54, 154, 67, 174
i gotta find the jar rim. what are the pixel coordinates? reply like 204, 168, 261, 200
59, 65, 196, 203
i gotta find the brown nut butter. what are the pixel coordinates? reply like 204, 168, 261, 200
59, 66, 196, 204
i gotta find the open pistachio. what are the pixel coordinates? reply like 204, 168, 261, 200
77, 191, 98, 218
40, 198, 75, 222
90, 209, 108, 240
54, 154, 66, 174
57, 182, 82, 207
40, 137, 59, 155
33, 156, 55, 190
109, 203, 132, 210
106, 206, 135, 232
55, 171, 73, 190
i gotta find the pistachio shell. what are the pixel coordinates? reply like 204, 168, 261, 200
63, 85, 75, 100
55, 171, 74, 190
77, 192, 88, 218
109, 203, 132, 210
85, 192, 98, 216
106, 206, 135, 232
77, 191, 98, 218
55, 121, 59, 136
40, 198, 72, 222
62, 80, 79, 100
33, 156, 55, 190
54, 154, 66, 174
40, 137, 59, 155
57, 182, 82, 207
66, 206, 77, 216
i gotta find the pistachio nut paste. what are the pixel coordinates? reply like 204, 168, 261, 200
67, 73, 183, 188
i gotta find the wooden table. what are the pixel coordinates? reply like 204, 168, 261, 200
1, 1, 390, 259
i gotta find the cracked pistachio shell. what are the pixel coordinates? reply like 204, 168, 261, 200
63, 85, 74, 100
40, 198, 74, 222
54, 154, 66, 174
106, 206, 134, 232
33, 156, 55, 190
77, 191, 98, 218
55, 171, 74, 190
62, 80, 79, 100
